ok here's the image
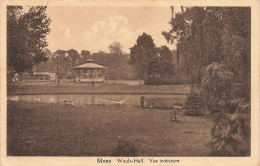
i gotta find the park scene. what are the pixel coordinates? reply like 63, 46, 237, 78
7, 6, 250, 156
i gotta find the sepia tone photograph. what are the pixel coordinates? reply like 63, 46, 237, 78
1, 1, 259, 165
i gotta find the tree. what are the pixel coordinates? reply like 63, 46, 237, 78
7, 6, 51, 78
109, 41, 123, 57
67, 49, 81, 66
129, 33, 157, 79
162, 7, 250, 86
33, 48, 56, 72
108, 41, 123, 79
81, 50, 91, 60
67, 49, 81, 78
201, 62, 234, 107
163, 7, 251, 156
156, 46, 174, 77
129, 46, 149, 79
54, 50, 68, 79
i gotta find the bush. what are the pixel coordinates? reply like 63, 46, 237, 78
111, 141, 137, 156
184, 91, 205, 116
210, 100, 250, 156
144, 76, 187, 85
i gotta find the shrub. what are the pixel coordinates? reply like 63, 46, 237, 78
144, 76, 186, 85
210, 100, 250, 156
111, 141, 137, 156
184, 91, 205, 116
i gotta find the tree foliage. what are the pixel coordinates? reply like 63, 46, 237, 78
129, 33, 157, 79
129, 33, 174, 81
34, 48, 136, 80
162, 7, 250, 84
7, 6, 51, 75
163, 7, 251, 156
201, 62, 234, 107
108, 41, 124, 79
156, 46, 174, 77
109, 41, 123, 57
93, 50, 135, 80
81, 50, 91, 60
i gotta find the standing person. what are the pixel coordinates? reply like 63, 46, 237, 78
140, 94, 145, 109
174, 110, 178, 122
170, 110, 178, 122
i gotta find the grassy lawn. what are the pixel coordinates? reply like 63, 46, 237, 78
7, 101, 214, 156
8, 82, 191, 95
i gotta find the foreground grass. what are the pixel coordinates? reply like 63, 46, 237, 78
8, 83, 191, 95
8, 101, 213, 156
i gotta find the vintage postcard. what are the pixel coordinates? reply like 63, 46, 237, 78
0, 0, 259, 165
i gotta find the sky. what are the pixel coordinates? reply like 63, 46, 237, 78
46, 6, 176, 54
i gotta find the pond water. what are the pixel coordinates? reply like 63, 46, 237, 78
8, 94, 187, 109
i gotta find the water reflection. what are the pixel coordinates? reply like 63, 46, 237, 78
8, 94, 187, 109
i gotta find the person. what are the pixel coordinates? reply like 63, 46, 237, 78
174, 110, 178, 122
170, 110, 178, 122
140, 94, 145, 109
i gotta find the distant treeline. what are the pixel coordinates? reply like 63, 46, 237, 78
34, 49, 137, 80
34, 48, 182, 82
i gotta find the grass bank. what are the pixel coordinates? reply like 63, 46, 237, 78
8, 101, 214, 156
8, 83, 192, 95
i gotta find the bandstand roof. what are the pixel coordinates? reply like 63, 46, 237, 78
74, 59, 107, 69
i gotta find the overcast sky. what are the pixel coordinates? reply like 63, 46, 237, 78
46, 6, 176, 54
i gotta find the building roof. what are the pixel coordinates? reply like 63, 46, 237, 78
74, 59, 107, 69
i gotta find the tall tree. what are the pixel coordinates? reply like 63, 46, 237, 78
109, 41, 123, 57
108, 41, 123, 79
162, 7, 250, 86
7, 6, 51, 77
129, 33, 157, 79
163, 7, 251, 156
156, 46, 174, 77
67, 49, 81, 78
67, 49, 81, 66
54, 50, 68, 79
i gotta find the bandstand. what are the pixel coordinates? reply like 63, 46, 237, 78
74, 59, 107, 83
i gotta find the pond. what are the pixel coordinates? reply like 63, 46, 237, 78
8, 94, 187, 109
